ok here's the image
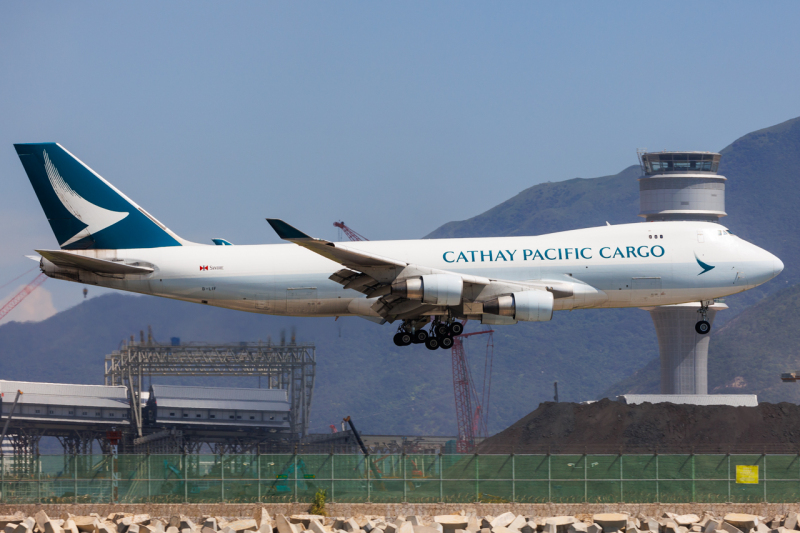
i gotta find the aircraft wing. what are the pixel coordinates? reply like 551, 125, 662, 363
268, 219, 498, 320
36, 249, 155, 275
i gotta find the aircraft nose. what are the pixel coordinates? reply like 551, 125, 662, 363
774, 256, 784, 278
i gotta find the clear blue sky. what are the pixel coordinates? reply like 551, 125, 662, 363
2, 2, 799, 314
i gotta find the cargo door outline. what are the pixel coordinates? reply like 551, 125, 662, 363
631, 277, 662, 303
286, 287, 318, 314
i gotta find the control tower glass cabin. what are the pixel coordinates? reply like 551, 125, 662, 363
638, 152, 725, 223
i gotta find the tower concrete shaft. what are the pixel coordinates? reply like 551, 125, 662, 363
647, 303, 725, 394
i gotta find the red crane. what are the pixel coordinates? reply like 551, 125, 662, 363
452, 328, 494, 453
0, 273, 48, 322
333, 221, 369, 242
330, 221, 497, 452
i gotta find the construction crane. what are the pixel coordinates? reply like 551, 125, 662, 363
333, 221, 369, 242
0, 273, 47, 322
452, 328, 494, 453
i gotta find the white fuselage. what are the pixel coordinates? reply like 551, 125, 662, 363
48, 221, 782, 320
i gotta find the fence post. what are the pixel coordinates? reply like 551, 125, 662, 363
655, 454, 659, 503
547, 454, 551, 503
331, 453, 335, 504
402, 453, 407, 503
511, 454, 515, 503
294, 454, 298, 503
691, 454, 696, 503
619, 454, 623, 503
1, 454, 4, 504
763, 454, 767, 503
366, 455, 371, 503
438, 453, 443, 503
257, 454, 262, 503
74, 454, 78, 504
37, 454, 41, 504
584, 453, 587, 503
727, 454, 731, 503
221, 454, 225, 503
475, 454, 480, 502
147, 454, 151, 503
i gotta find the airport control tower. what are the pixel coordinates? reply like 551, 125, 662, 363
638, 151, 727, 395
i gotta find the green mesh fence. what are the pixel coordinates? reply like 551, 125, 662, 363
1, 454, 799, 504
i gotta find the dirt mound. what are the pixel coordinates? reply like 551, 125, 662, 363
478, 399, 800, 453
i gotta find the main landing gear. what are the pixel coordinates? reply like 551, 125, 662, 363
393, 319, 460, 350
695, 301, 711, 335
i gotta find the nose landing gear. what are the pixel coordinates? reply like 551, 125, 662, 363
695, 301, 712, 335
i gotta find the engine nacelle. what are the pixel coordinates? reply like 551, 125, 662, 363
483, 290, 553, 322
391, 274, 463, 306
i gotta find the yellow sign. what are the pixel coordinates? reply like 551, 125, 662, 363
736, 465, 759, 484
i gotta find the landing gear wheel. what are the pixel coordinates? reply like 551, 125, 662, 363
449, 322, 464, 335
439, 336, 454, 349
433, 323, 450, 338
394, 332, 412, 346
425, 336, 440, 350
412, 330, 428, 344
695, 320, 711, 335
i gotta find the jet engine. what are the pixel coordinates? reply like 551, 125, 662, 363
483, 290, 553, 322
391, 274, 463, 306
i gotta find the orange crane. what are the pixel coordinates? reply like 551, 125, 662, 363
0, 273, 48, 322
333, 221, 369, 242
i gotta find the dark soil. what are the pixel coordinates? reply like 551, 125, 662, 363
478, 399, 800, 453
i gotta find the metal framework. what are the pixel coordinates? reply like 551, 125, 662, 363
104, 340, 316, 439
451, 330, 493, 453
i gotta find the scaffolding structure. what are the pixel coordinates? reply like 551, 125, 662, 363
104, 340, 316, 440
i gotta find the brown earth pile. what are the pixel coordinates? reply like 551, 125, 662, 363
478, 399, 800, 453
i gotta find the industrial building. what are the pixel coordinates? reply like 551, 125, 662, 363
0, 333, 323, 457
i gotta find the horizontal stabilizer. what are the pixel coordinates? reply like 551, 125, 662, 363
36, 249, 154, 275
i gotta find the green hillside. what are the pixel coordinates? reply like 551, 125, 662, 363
602, 281, 800, 401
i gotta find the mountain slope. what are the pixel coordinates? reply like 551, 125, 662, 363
0, 292, 658, 436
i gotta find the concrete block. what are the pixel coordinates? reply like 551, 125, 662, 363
568, 524, 587, 533
127, 527, 139, 533
676, 520, 700, 529
411, 527, 438, 533
36, 513, 53, 533
435, 519, 468, 533
543, 525, 556, 533
725, 518, 758, 532
493, 527, 518, 533
202, 528, 217, 533
586, 525, 602, 533
785, 515, 798, 532
277, 518, 297, 533
222, 528, 235, 533
13, 521, 33, 533
256, 513, 272, 531
203, 521, 218, 532
547, 519, 576, 533
4, 526, 15, 533
396, 525, 412, 533
593, 516, 627, 533
165, 528, 179, 533
429, 526, 442, 533
169, 519, 181, 531
492, 516, 516, 530
226, 522, 257, 533
482, 519, 495, 530
406, 522, 421, 529
691, 528, 701, 532
521, 523, 536, 533
757, 525, 770, 533
344, 522, 360, 533
705, 521, 722, 533
508, 518, 527, 532
180, 529, 192, 533
720, 524, 742, 533
309, 522, 326, 533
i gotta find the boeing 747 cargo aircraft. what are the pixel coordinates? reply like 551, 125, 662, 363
14, 143, 783, 349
